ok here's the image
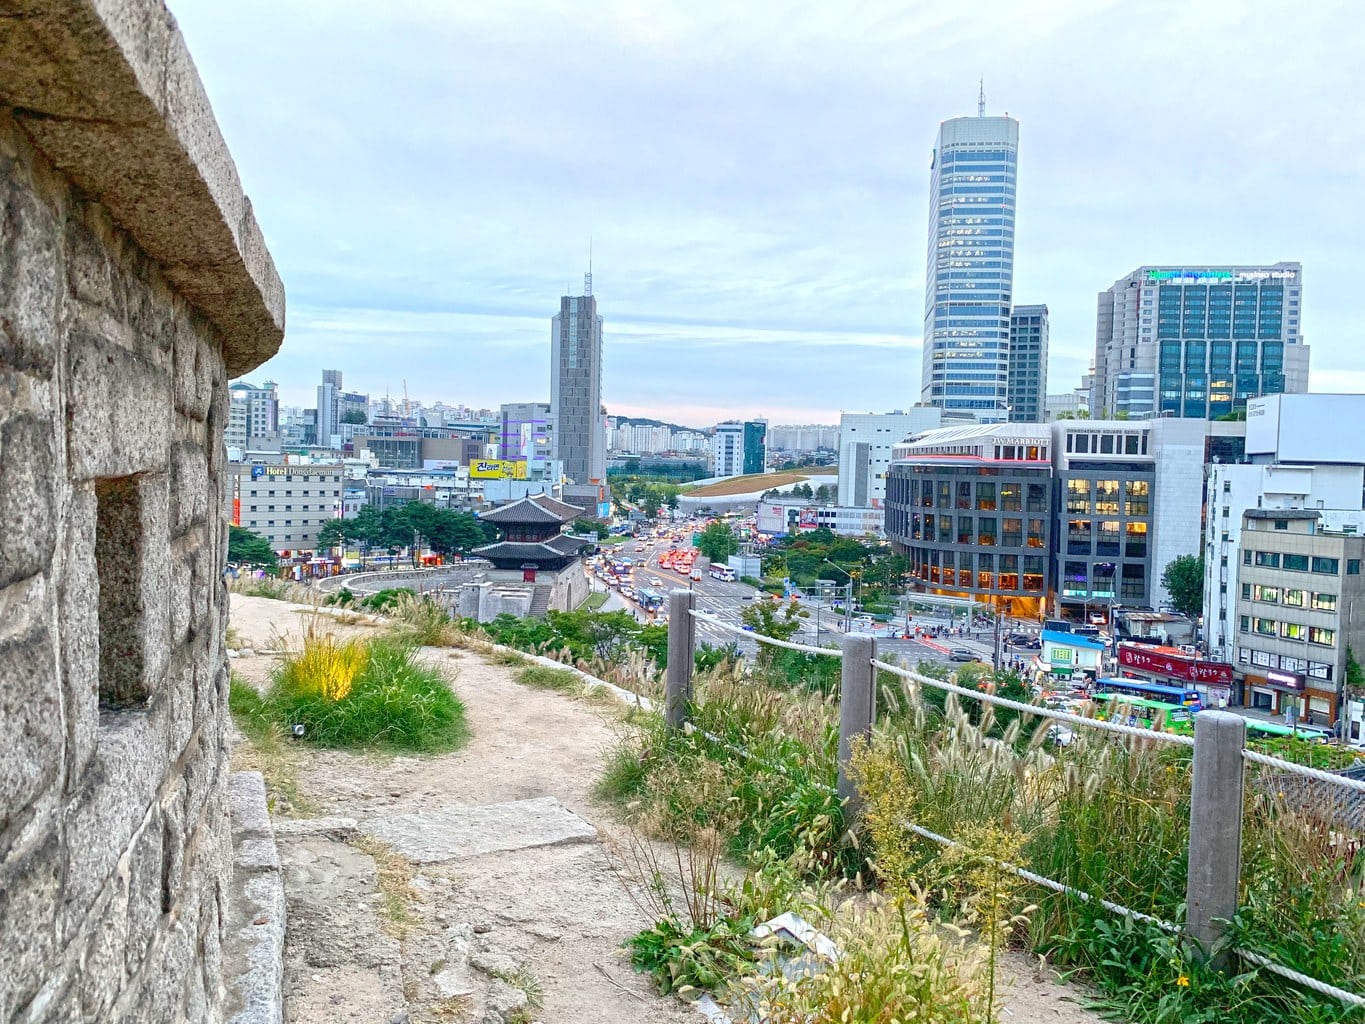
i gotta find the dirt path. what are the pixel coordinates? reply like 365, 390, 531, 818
227, 594, 1107, 1024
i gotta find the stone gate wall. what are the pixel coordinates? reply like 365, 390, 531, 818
0, 2, 284, 1020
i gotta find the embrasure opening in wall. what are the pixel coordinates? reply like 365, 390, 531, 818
95, 474, 148, 707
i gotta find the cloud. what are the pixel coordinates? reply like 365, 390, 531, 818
172, 0, 1365, 422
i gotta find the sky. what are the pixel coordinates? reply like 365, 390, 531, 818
173, 0, 1365, 429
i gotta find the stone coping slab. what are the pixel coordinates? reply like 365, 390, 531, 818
360, 796, 597, 864
0, 0, 285, 373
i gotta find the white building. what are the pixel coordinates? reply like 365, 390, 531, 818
1203, 394, 1365, 663
226, 380, 279, 451
1044, 390, 1089, 421
713, 422, 744, 477
837, 409, 944, 508
229, 461, 347, 554
757, 498, 885, 538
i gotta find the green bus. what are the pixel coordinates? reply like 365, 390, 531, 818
1091, 693, 1195, 733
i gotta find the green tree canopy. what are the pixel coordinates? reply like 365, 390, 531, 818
228, 525, 277, 568
1161, 554, 1205, 618
340, 408, 368, 424
695, 520, 739, 563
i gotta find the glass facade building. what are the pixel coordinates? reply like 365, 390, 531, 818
921, 113, 1020, 422
884, 424, 1053, 617
1007, 304, 1048, 423
550, 283, 606, 488
1092, 264, 1308, 419
885, 419, 1206, 622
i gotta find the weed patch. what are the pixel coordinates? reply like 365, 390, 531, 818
260, 633, 468, 753
515, 665, 582, 694
227, 676, 316, 816
352, 835, 416, 938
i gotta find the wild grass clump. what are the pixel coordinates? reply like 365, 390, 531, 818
736, 892, 994, 1024
229, 576, 309, 601
386, 592, 463, 647
516, 665, 582, 694
259, 632, 467, 753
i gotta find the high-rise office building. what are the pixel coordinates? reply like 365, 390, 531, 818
499, 401, 554, 463
921, 98, 1019, 423
225, 380, 279, 451
550, 276, 606, 496
1091, 263, 1308, 419
711, 420, 767, 478
1007, 305, 1048, 423
316, 368, 343, 447
837, 409, 944, 507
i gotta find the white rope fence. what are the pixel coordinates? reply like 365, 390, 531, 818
872, 658, 1196, 747
902, 821, 1182, 933
1243, 748, 1365, 793
903, 821, 1365, 1007
690, 608, 844, 657
662, 608, 1365, 1007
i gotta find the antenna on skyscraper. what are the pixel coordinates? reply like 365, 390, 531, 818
978, 77, 985, 117
585, 236, 593, 295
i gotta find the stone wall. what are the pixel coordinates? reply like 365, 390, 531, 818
0, 105, 229, 1022
0, 2, 285, 1021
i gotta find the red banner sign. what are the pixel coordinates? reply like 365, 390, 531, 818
1118, 644, 1233, 685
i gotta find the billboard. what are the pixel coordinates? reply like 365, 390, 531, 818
469, 459, 528, 479
1118, 644, 1233, 685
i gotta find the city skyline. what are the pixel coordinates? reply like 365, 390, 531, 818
172, 1, 1365, 423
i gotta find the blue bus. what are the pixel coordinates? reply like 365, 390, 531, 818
637, 588, 664, 610
1095, 677, 1202, 711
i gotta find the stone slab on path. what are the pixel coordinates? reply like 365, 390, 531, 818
361, 796, 597, 863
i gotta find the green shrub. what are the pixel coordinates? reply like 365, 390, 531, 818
267, 637, 467, 753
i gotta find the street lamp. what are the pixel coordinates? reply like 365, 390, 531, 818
820, 558, 855, 632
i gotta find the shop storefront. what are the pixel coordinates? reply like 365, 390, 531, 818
1039, 629, 1105, 685
1241, 669, 1336, 726
1117, 643, 1235, 707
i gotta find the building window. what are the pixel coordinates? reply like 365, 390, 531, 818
1312, 556, 1339, 574
1094, 480, 1120, 515
1350, 559, 1362, 575
1252, 585, 1280, 603
1283, 553, 1309, 572
1238, 615, 1250, 634
95, 475, 147, 708
1241, 583, 1251, 600
1066, 479, 1091, 513
1282, 589, 1305, 607
1273, 519, 1288, 531
1281, 622, 1306, 641
1243, 550, 1252, 565
1254, 551, 1280, 568
1309, 626, 1336, 647
1311, 592, 1337, 612
1253, 617, 1277, 636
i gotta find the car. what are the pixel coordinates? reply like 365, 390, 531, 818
690, 572, 702, 581
1046, 725, 1076, 747
648, 576, 663, 586
949, 648, 978, 662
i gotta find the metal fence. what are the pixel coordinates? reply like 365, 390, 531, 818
661, 588, 1365, 1009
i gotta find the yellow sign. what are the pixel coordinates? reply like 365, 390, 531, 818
469, 459, 528, 479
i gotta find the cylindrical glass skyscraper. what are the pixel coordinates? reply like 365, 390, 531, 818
921, 113, 1019, 422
